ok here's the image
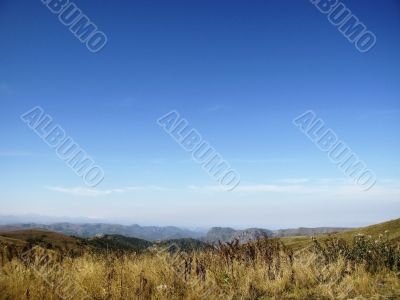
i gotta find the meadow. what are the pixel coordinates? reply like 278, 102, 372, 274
1, 229, 399, 300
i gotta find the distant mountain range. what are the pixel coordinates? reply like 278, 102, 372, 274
0, 223, 204, 241
0, 222, 350, 243
205, 227, 273, 244
204, 226, 349, 243
0, 229, 208, 255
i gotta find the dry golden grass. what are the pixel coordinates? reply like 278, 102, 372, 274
281, 218, 400, 250
1, 234, 399, 299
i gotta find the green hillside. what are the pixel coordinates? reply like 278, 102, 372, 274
81, 234, 153, 252
0, 229, 84, 253
0, 230, 207, 257
282, 218, 400, 250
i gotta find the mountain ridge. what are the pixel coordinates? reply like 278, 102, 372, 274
0, 222, 204, 241
0, 222, 351, 243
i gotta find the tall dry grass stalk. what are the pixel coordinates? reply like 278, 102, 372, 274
0, 235, 399, 299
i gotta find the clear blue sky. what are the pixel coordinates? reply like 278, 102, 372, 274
0, 0, 399, 228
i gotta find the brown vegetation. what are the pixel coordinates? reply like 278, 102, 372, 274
1, 231, 399, 299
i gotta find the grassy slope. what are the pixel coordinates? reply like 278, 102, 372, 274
0, 230, 207, 254
282, 218, 400, 250
0, 229, 82, 251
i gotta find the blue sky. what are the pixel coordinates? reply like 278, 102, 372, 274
0, 0, 399, 228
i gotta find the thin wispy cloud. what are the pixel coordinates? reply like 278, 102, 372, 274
236, 184, 314, 193
187, 179, 400, 197
0, 152, 33, 157
274, 178, 310, 184
188, 184, 314, 193
103, 158, 169, 165
231, 158, 298, 164
45, 185, 174, 197
123, 185, 175, 192
273, 178, 355, 185
45, 186, 124, 197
